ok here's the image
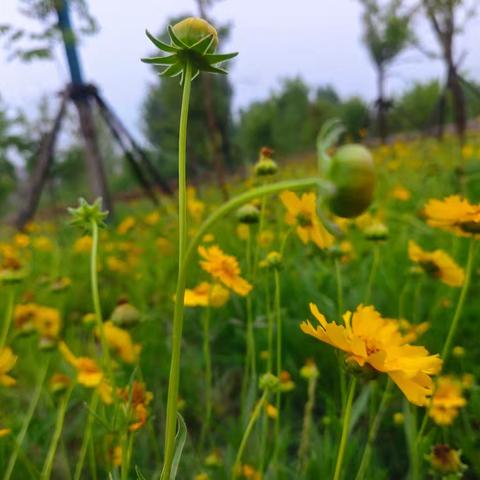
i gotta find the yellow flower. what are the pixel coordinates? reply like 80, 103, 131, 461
393, 412, 404, 425
107, 256, 129, 273
144, 211, 160, 226
237, 464, 262, 479
99, 322, 141, 364
14, 303, 38, 333
184, 282, 230, 308
187, 186, 205, 223
265, 403, 278, 419
279, 191, 334, 249
203, 233, 215, 243
258, 230, 274, 247
429, 376, 466, 426
33, 236, 54, 252
58, 342, 112, 404
49, 373, 71, 393
300, 359, 319, 380
424, 195, 480, 236
117, 216, 136, 235
408, 241, 465, 287
300, 304, 442, 406
452, 346, 465, 358
73, 235, 93, 253
236, 224, 250, 241
0, 428, 11, 438
391, 185, 411, 201
194, 474, 209, 480
462, 373, 475, 390
14, 234, 30, 249
34, 306, 62, 341
428, 444, 466, 475
198, 245, 252, 296
0, 347, 17, 387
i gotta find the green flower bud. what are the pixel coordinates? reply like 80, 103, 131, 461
259, 373, 280, 392
236, 204, 260, 224
68, 198, 108, 231
345, 356, 379, 382
172, 17, 218, 52
427, 445, 466, 476
328, 144, 375, 218
111, 302, 142, 328
363, 222, 389, 241
259, 251, 282, 270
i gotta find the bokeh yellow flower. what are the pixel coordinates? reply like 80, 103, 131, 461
279, 190, 334, 249
100, 322, 141, 364
73, 235, 93, 253
0, 347, 17, 387
301, 304, 442, 406
408, 241, 465, 287
184, 282, 230, 307
429, 376, 466, 426
199, 245, 252, 296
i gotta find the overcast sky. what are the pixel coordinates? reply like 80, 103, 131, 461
1, 0, 479, 138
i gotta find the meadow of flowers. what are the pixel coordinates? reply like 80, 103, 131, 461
1, 16, 480, 480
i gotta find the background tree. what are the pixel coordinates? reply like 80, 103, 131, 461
422, 0, 478, 142
359, 0, 413, 143
142, 15, 235, 182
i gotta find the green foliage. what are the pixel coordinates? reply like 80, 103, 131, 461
360, 0, 412, 70
338, 97, 371, 141
0, 0, 98, 63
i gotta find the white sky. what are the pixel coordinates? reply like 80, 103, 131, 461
1, 0, 479, 138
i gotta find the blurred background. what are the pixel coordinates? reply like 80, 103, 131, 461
0, 0, 479, 220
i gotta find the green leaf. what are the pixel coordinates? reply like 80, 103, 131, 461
141, 54, 178, 65
170, 413, 187, 480
168, 25, 188, 49
135, 466, 147, 480
162, 63, 183, 78
145, 30, 177, 53
206, 52, 238, 64
201, 64, 228, 75
191, 34, 215, 54
348, 383, 371, 436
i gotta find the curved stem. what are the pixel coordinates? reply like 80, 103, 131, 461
232, 390, 269, 479
160, 61, 192, 480
333, 378, 356, 480
3, 357, 50, 480
41, 385, 74, 480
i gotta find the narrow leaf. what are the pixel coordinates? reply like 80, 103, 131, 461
141, 54, 178, 65
162, 63, 183, 77
206, 52, 238, 64
168, 25, 188, 48
191, 34, 214, 54
169, 413, 188, 480
145, 30, 177, 53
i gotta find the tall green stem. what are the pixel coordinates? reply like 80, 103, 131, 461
441, 237, 476, 364
272, 269, 282, 466
335, 259, 346, 407
73, 392, 99, 480
161, 61, 192, 480
0, 288, 15, 349
354, 380, 392, 480
333, 378, 356, 480
364, 245, 380, 304
232, 390, 269, 479
3, 357, 50, 480
200, 305, 212, 448
41, 385, 74, 480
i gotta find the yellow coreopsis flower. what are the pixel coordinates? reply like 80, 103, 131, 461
100, 322, 141, 364
34, 306, 62, 341
0, 347, 17, 387
58, 342, 112, 404
144, 211, 161, 226
300, 304, 442, 406
391, 185, 411, 201
198, 245, 252, 296
408, 241, 465, 287
429, 376, 466, 426
184, 282, 230, 307
0, 427, 11, 437
424, 195, 480, 236
73, 235, 93, 253
187, 186, 205, 223
117, 216, 136, 235
279, 191, 334, 249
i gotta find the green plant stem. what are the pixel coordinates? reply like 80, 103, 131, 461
297, 373, 318, 472
333, 378, 357, 480
160, 61, 192, 480
121, 433, 134, 480
41, 385, 74, 480
364, 245, 380, 304
73, 392, 99, 480
245, 230, 256, 388
335, 258, 346, 407
441, 237, 476, 364
200, 305, 213, 449
232, 390, 269, 479
272, 269, 282, 466
0, 288, 15, 349
3, 357, 50, 480
354, 380, 392, 480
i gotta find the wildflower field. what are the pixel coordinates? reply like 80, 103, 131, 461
1, 127, 480, 480
1, 7, 480, 480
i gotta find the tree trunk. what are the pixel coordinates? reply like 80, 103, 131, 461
447, 63, 467, 144
73, 96, 113, 215
377, 66, 388, 144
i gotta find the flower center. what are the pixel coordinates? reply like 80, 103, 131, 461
296, 211, 312, 227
